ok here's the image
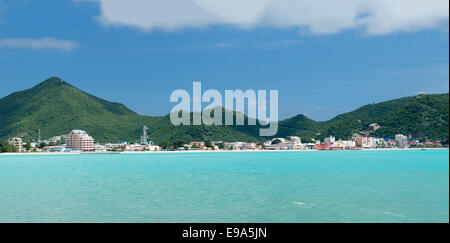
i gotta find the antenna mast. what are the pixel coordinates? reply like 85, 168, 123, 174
141, 125, 148, 145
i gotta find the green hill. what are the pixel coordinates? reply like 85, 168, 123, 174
276, 114, 322, 140
320, 94, 449, 141
0, 77, 261, 143
272, 94, 449, 142
0, 77, 448, 144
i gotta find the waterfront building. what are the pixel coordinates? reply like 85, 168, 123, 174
126, 144, 145, 152
288, 136, 302, 144
95, 144, 106, 153
189, 142, 206, 149
30, 142, 38, 148
324, 136, 336, 144
304, 143, 317, 150
387, 140, 397, 147
146, 145, 161, 151
395, 134, 408, 148
317, 145, 343, 151
408, 141, 417, 148
10, 137, 23, 152
287, 142, 303, 150
44, 146, 66, 152
335, 139, 356, 149
224, 142, 257, 150
49, 136, 63, 144
370, 137, 386, 148
287, 136, 303, 150
353, 136, 370, 148
263, 140, 272, 147
105, 143, 126, 152
65, 130, 95, 152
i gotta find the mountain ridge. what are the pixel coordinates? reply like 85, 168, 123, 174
0, 77, 448, 143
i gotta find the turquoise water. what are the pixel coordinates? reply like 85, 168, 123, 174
0, 150, 448, 223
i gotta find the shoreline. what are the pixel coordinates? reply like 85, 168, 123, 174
0, 147, 448, 156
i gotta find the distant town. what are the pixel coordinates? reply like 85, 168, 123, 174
1, 123, 447, 154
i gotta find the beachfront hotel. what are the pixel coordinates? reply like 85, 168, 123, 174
66, 130, 95, 152
10, 137, 23, 152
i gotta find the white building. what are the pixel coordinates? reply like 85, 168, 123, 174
146, 145, 161, 151
225, 142, 256, 150
304, 143, 316, 150
324, 136, 336, 144
335, 139, 356, 149
65, 130, 94, 152
95, 144, 106, 153
126, 144, 145, 151
288, 136, 302, 144
44, 146, 66, 152
287, 136, 303, 150
353, 136, 370, 148
105, 143, 126, 152
10, 137, 23, 152
395, 134, 408, 148
263, 140, 273, 147
369, 137, 386, 148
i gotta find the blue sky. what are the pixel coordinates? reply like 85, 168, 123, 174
0, 0, 448, 121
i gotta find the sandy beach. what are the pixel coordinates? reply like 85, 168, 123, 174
1, 147, 447, 156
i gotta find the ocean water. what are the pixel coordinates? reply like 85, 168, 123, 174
0, 150, 448, 223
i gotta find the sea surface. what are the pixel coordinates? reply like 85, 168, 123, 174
0, 150, 448, 223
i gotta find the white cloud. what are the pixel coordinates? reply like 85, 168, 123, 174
86, 0, 449, 35
0, 37, 79, 51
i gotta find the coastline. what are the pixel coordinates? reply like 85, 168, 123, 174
1, 147, 448, 156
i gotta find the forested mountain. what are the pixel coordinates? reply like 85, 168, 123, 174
0, 77, 448, 144
0, 77, 261, 143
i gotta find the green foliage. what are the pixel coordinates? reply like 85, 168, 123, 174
271, 139, 282, 145
323, 120, 363, 140
24, 142, 31, 151
276, 115, 322, 141
0, 77, 260, 144
276, 94, 449, 141
321, 94, 449, 141
370, 94, 449, 140
0, 77, 448, 144
217, 143, 225, 149
38, 142, 47, 149
204, 140, 212, 148
0, 140, 17, 153
173, 140, 186, 148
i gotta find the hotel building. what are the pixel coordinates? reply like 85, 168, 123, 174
65, 130, 95, 152
395, 134, 409, 148
10, 137, 23, 152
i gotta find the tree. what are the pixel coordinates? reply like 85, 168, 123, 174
173, 140, 186, 149
271, 139, 282, 145
0, 140, 17, 153
217, 143, 225, 149
159, 141, 172, 150
24, 142, 32, 151
303, 138, 315, 144
205, 140, 212, 148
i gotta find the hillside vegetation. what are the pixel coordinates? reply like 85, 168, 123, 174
0, 77, 448, 143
